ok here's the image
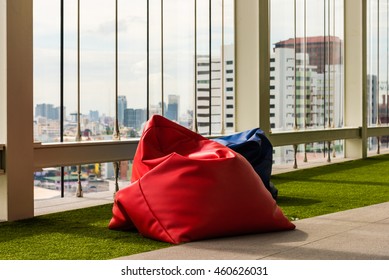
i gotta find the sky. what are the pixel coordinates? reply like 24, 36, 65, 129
34, 0, 389, 118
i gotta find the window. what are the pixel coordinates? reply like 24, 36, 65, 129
32, 0, 235, 199
34, 0, 235, 142
270, 0, 344, 131
367, 0, 389, 153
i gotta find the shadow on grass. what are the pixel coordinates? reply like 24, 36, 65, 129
277, 196, 322, 207
273, 177, 389, 188
272, 154, 389, 182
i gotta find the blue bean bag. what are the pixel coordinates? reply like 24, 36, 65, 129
214, 128, 278, 199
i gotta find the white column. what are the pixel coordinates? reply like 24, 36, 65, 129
235, 0, 270, 133
0, 0, 34, 221
235, 0, 260, 131
344, 0, 367, 158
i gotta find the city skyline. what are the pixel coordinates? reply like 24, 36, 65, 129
33, 0, 234, 117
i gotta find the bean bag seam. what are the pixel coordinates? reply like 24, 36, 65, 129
137, 178, 177, 244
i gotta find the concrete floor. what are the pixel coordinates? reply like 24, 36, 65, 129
116, 202, 389, 260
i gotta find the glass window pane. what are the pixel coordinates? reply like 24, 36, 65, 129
270, 0, 344, 132
33, 0, 61, 142
149, 0, 163, 117
196, 0, 211, 135
163, 0, 195, 129
79, 0, 115, 139
367, 0, 379, 126
224, 0, 235, 133
270, 0, 295, 131
119, 0, 147, 138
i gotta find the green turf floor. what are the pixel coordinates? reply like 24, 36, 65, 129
272, 154, 389, 220
1, 154, 388, 259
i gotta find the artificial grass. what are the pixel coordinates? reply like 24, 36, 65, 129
0, 154, 389, 259
0, 204, 171, 260
273, 154, 389, 220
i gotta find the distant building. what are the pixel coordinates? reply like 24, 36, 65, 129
118, 95, 127, 126
274, 36, 342, 74
35, 103, 62, 120
123, 108, 147, 131
271, 36, 344, 164
166, 94, 180, 122
89, 110, 99, 122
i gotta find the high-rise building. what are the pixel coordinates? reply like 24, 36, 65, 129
274, 36, 342, 74
270, 36, 344, 164
271, 36, 344, 131
118, 95, 127, 126
123, 108, 147, 131
166, 94, 180, 122
35, 103, 61, 120
196, 44, 235, 135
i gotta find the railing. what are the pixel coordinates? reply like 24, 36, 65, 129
33, 125, 389, 170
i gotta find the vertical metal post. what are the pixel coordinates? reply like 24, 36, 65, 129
113, 161, 120, 195
327, 0, 331, 129
113, 0, 120, 141
76, 0, 83, 198
323, 0, 326, 130
323, 0, 327, 159
293, 0, 298, 130
304, 0, 307, 130
147, 0, 150, 119
220, 0, 225, 135
209, 0, 212, 135
60, 0, 65, 198
113, 0, 120, 195
376, 0, 380, 158
303, 0, 308, 163
193, 0, 198, 132
332, 0, 336, 158
161, 0, 165, 116
293, 144, 298, 169
76, 0, 82, 143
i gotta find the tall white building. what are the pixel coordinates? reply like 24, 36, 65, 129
270, 46, 344, 164
196, 44, 235, 135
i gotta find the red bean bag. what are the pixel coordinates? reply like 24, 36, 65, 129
109, 115, 295, 244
